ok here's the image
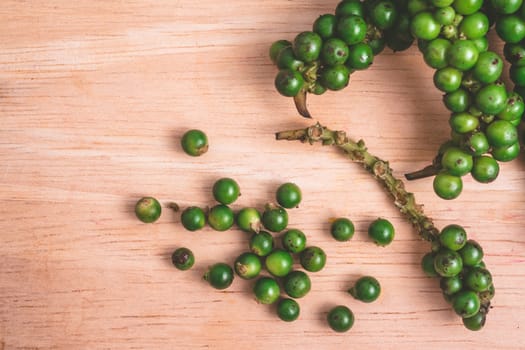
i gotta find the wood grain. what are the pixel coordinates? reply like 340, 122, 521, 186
1, 1, 524, 349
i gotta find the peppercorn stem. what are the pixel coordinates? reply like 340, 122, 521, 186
404, 164, 441, 180
275, 123, 439, 242
293, 90, 312, 119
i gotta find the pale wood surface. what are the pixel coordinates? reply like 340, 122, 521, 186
1, 1, 524, 349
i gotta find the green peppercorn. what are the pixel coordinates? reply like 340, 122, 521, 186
281, 229, 307, 253
433, 172, 463, 200
234, 252, 262, 280
212, 177, 240, 205
253, 276, 280, 304
265, 249, 294, 277
236, 207, 262, 233
204, 263, 234, 290
269, 40, 292, 64
277, 298, 300, 322
181, 129, 209, 157
135, 197, 162, 223
274, 69, 305, 97
293, 31, 323, 63
300, 246, 327, 272
433, 248, 464, 277
471, 156, 500, 183
283, 270, 312, 298
452, 290, 480, 318
439, 224, 467, 251
313, 14, 337, 39
330, 217, 355, 242
368, 218, 395, 246
249, 231, 274, 257
171, 247, 195, 270
348, 276, 381, 302
327, 305, 354, 332
336, 15, 368, 45
181, 206, 206, 231
441, 147, 473, 176
262, 204, 288, 232
421, 252, 439, 277
207, 204, 234, 231
276, 182, 302, 208
459, 240, 484, 266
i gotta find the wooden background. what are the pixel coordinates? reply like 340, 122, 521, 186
1, 1, 524, 349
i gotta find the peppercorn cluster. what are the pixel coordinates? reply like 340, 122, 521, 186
270, 0, 524, 200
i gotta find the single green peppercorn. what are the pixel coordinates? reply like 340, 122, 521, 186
330, 217, 355, 241
277, 298, 300, 322
181, 129, 209, 157
300, 246, 327, 272
283, 270, 312, 298
171, 247, 195, 271
234, 252, 262, 280
135, 197, 162, 223
212, 177, 240, 205
368, 218, 395, 246
207, 204, 234, 231
348, 276, 381, 302
276, 182, 302, 209
439, 224, 467, 251
236, 207, 262, 233
433, 172, 463, 200
471, 156, 500, 183
253, 276, 280, 304
181, 206, 206, 231
249, 231, 274, 257
262, 204, 288, 232
327, 305, 354, 332
281, 229, 307, 253
204, 263, 234, 290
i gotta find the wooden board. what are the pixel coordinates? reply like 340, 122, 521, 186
1, 1, 524, 348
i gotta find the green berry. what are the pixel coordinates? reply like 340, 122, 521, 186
276, 182, 302, 208
253, 276, 280, 304
181, 206, 206, 231
348, 276, 381, 302
433, 249, 464, 277
283, 270, 312, 298
452, 290, 480, 318
234, 252, 262, 280
313, 14, 337, 39
181, 129, 209, 156
368, 218, 395, 246
330, 217, 355, 241
275, 69, 304, 97
300, 246, 327, 272
207, 204, 234, 231
336, 15, 368, 45
327, 305, 354, 332
439, 224, 467, 251
471, 156, 500, 183
269, 40, 291, 64
441, 147, 473, 176
293, 31, 322, 63
262, 204, 288, 232
135, 197, 162, 223
171, 247, 195, 270
281, 229, 307, 253
212, 177, 240, 205
236, 207, 262, 233
204, 263, 234, 290
265, 249, 294, 277
249, 231, 274, 257
433, 172, 463, 200
277, 298, 300, 322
